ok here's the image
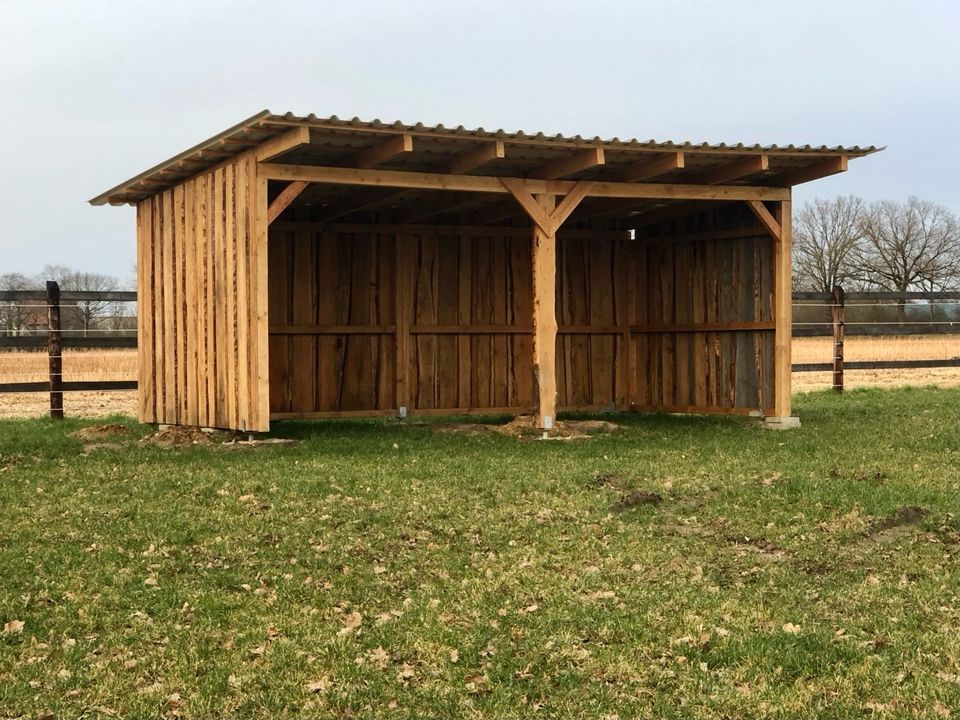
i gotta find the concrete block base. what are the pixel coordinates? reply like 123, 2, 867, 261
763, 416, 801, 430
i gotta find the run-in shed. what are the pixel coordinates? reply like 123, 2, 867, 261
91, 111, 877, 432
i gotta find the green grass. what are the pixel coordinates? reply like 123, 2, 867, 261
1, 387, 958, 719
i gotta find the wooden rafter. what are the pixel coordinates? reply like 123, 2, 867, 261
775, 156, 847, 186
691, 155, 769, 185
258, 163, 791, 202
535, 148, 605, 179
449, 141, 505, 174
620, 151, 684, 182
746, 200, 782, 241
267, 181, 308, 224
354, 133, 414, 168
255, 127, 311, 162
311, 188, 408, 222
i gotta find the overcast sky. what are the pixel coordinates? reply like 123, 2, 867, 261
1, 0, 957, 282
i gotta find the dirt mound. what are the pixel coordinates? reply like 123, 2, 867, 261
611, 490, 662, 512
441, 416, 619, 440
863, 506, 929, 545
141, 426, 218, 447
71, 423, 131, 441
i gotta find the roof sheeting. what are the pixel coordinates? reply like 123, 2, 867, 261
90, 109, 880, 206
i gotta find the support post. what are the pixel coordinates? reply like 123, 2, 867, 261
831, 285, 845, 393
46, 280, 63, 419
531, 193, 557, 430
766, 196, 799, 429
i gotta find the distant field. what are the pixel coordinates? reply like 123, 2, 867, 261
0, 336, 958, 419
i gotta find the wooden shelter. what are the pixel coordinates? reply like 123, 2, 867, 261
91, 110, 877, 432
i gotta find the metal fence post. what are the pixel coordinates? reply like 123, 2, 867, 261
831, 285, 845, 393
47, 280, 63, 418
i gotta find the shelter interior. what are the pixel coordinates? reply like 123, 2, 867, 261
92, 111, 876, 432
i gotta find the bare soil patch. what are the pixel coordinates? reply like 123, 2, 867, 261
140, 426, 219, 447
862, 506, 929, 545
611, 490, 663, 513
440, 416, 619, 440
70, 423, 132, 441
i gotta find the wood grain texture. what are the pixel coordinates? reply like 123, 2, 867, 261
134, 151, 268, 431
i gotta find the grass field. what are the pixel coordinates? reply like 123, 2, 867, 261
0, 336, 958, 419
1, 388, 958, 718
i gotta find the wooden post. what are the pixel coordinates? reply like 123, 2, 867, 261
531, 193, 558, 429
46, 280, 63, 418
772, 197, 793, 420
831, 285, 845, 393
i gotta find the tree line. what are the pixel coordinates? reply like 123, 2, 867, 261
0, 265, 133, 335
792, 196, 960, 292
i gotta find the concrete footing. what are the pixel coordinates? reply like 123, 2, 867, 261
763, 416, 801, 430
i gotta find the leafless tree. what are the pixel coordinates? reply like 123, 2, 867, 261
855, 197, 960, 292
0, 273, 38, 335
792, 195, 865, 291
41, 264, 120, 334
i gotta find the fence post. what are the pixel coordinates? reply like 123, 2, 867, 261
47, 280, 63, 418
831, 285, 845, 393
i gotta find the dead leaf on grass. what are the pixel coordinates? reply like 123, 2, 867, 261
3, 619, 25, 634
305, 675, 333, 694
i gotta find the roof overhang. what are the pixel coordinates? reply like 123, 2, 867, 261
89, 110, 881, 208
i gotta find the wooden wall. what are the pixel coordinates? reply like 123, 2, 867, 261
136, 152, 269, 431
268, 213, 775, 420
267, 225, 534, 417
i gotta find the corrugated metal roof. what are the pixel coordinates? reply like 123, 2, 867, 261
90, 109, 881, 206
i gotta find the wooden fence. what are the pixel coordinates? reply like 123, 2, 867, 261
1, 284, 958, 415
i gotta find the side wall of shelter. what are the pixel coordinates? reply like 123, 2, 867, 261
136, 151, 270, 431
267, 204, 775, 419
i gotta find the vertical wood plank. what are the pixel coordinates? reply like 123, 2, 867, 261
183, 181, 199, 426
531, 194, 558, 429
136, 199, 155, 423
774, 197, 793, 418
162, 190, 176, 422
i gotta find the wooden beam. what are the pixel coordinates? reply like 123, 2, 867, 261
258, 163, 791, 202
449, 141, 505, 174
500, 178, 551, 233
354, 134, 414, 169
775, 156, 847, 186
773, 196, 793, 419
620, 151, 684, 182
255, 126, 310, 162
745, 200, 781, 241
691, 155, 769, 185
531, 193, 558, 430
536, 148, 605, 179
550, 181, 594, 231
267, 181, 308, 224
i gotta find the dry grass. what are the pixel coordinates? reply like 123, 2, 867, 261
1, 338, 958, 418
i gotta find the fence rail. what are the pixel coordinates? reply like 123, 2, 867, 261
1, 284, 958, 414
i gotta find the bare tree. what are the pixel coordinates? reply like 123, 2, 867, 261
0, 273, 38, 335
792, 195, 865, 291
855, 197, 960, 292
41, 264, 120, 334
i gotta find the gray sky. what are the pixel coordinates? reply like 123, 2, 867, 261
1, 0, 957, 282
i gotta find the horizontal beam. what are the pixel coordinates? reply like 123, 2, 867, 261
620, 151, 684, 182
354, 134, 413, 168
536, 148, 605, 179
255, 126, 311, 162
449, 141, 505, 174
258, 163, 791, 201
691, 155, 769, 185
776, 156, 847, 186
